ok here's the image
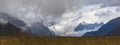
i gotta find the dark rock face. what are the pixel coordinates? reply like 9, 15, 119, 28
0, 12, 26, 28
27, 22, 55, 36
84, 17, 120, 36
106, 17, 120, 36
0, 23, 25, 36
75, 23, 85, 31
0, 12, 28, 36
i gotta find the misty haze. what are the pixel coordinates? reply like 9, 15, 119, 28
0, 0, 120, 36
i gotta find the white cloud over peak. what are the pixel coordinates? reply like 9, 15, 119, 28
49, 4, 120, 36
0, 0, 120, 36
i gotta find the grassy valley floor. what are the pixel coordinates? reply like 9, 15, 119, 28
0, 36, 119, 45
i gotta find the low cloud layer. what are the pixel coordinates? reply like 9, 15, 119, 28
0, 0, 120, 36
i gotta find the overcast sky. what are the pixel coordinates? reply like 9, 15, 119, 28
0, 0, 120, 18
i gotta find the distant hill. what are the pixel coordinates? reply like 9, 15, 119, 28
0, 12, 26, 28
27, 22, 55, 36
84, 17, 120, 36
0, 12, 28, 36
75, 23, 103, 31
0, 22, 29, 36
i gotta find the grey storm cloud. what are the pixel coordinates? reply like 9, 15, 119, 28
0, 0, 120, 18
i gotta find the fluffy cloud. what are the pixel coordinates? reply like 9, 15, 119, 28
49, 4, 120, 36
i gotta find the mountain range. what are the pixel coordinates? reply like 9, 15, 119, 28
0, 12, 120, 36
0, 12, 55, 36
27, 22, 55, 36
84, 17, 120, 36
